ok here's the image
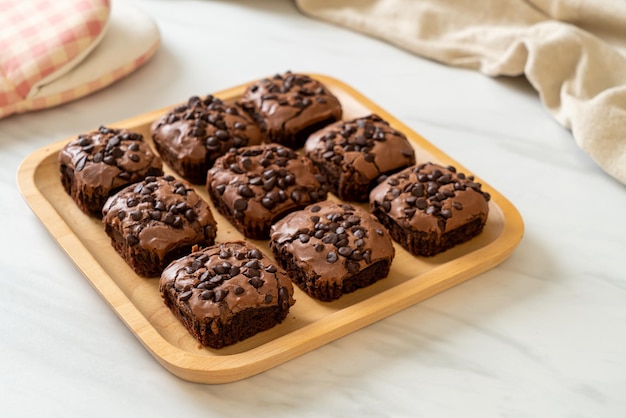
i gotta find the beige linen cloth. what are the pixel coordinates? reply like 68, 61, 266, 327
295, 0, 626, 185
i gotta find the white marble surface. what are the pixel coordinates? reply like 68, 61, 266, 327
2, 1, 625, 417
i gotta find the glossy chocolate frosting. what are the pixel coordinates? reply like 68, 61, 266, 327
304, 114, 416, 199
102, 175, 217, 262
270, 201, 395, 283
370, 162, 490, 236
58, 126, 163, 215
207, 143, 328, 238
240, 71, 342, 147
151, 95, 265, 183
160, 241, 294, 319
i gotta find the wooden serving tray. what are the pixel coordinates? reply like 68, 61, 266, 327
17, 74, 524, 384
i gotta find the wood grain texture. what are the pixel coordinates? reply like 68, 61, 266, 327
17, 74, 524, 384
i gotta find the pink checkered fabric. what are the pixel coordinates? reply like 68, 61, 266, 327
0, 0, 110, 117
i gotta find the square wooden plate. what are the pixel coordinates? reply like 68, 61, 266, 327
17, 74, 524, 384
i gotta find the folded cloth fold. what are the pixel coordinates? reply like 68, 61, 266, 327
0, 0, 159, 119
295, 0, 626, 185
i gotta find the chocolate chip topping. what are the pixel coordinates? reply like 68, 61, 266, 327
239, 71, 342, 148
159, 242, 295, 318
58, 126, 164, 217
370, 162, 490, 233
102, 175, 217, 257
270, 201, 395, 282
151, 94, 264, 183
304, 114, 416, 201
207, 143, 329, 239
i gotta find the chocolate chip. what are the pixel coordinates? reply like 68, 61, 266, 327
237, 184, 254, 197
289, 190, 302, 203
234, 198, 248, 212
233, 286, 244, 296
299, 234, 310, 243
179, 290, 192, 301
264, 294, 273, 304
198, 271, 210, 284
130, 210, 141, 221
261, 196, 276, 209
416, 198, 428, 209
322, 233, 338, 245
213, 262, 230, 275
338, 246, 353, 257
248, 277, 264, 288
411, 184, 424, 196
310, 205, 321, 213
248, 249, 262, 259
127, 234, 139, 246
200, 289, 215, 301
184, 209, 196, 221
326, 251, 338, 263
162, 212, 175, 225
172, 216, 183, 228
209, 275, 224, 286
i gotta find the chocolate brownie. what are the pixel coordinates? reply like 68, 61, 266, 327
207, 143, 328, 240
151, 94, 265, 184
369, 162, 490, 256
239, 71, 342, 149
304, 114, 416, 202
102, 175, 217, 277
160, 241, 295, 349
270, 201, 395, 301
58, 126, 163, 218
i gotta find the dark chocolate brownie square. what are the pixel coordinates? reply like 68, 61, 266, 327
151, 94, 265, 184
239, 71, 342, 149
270, 200, 395, 301
369, 162, 491, 256
207, 143, 328, 240
58, 126, 163, 218
160, 241, 295, 349
102, 175, 218, 277
304, 114, 416, 202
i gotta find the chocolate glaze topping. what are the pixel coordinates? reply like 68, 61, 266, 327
102, 175, 217, 260
160, 241, 294, 319
58, 126, 163, 215
304, 114, 416, 200
151, 95, 264, 183
240, 71, 342, 148
207, 143, 328, 238
270, 201, 395, 283
370, 162, 490, 235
